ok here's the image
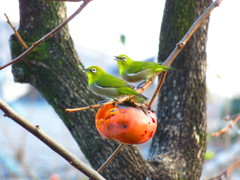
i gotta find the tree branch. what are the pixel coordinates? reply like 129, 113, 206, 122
0, 0, 92, 70
0, 99, 105, 180
147, 72, 168, 108
211, 114, 240, 136
4, 13, 28, 49
208, 160, 240, 180
97, 144, 125, 174
162, 0, 222, 67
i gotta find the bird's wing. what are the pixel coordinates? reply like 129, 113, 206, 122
128, 61, 173, 73
127, 61, 159, 73
96, 73, 131, 88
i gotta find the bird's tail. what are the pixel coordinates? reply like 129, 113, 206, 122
156, 63, 176, 71
130, 93, 148, 104
157, 66, 176, 71
118, 87, 148, 104
137, 93, 148, 100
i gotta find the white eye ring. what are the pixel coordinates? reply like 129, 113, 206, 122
122, 56, 126, 61
92, 68, 97, 73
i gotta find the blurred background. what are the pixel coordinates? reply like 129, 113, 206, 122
0, 0, 240, 179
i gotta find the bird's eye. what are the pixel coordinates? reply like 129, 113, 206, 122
122, 56, 126, 61
92, 68, 97, 73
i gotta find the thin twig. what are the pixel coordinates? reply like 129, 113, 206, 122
0, 99, 105, 180
162, 0, 222, 67
4, 13, 28, 49
208, 160, 240, 180
66, 96, 131, 112
222, 114, 239, 121
0, 0, 92, 70
66, 104, 102, 112
66, 0, 222, 112
211, 114, 240, 136
97, 144, 125, 173
148, 72, 168, 108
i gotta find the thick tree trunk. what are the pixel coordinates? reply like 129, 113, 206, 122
149, 1, 210, 179
10, 0, 209, 179
11, 0, 153, 179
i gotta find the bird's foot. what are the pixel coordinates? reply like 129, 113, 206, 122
98, 99, 111, 106
98, 98, 119, 107
136, 81, 146, 89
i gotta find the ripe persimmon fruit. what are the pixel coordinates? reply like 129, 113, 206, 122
95, 104, 157, 144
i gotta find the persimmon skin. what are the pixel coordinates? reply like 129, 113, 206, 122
95, 104, 157, 144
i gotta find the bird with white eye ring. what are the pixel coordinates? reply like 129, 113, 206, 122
82, 66, 148, 105
115, 54, 175, 87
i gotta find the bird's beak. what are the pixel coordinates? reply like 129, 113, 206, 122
114, 56, 122, 61
82, 68, 91, 72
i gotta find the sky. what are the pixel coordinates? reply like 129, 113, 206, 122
0, 0, 240, 98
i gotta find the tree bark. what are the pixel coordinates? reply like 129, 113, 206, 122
10, 0, 209, 179
149, 0, 210, 179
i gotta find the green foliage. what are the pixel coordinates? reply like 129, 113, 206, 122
204, 151, 215, 160
120, 34, 126, 45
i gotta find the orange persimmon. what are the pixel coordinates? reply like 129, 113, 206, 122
95, 104, 157, 144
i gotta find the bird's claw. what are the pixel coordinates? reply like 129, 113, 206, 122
136, 81, 146, 89
98, 99, 110, 106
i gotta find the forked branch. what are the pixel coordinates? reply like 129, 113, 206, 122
0, 0, 92, 70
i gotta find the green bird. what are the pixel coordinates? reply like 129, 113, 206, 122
82, 66, 148, 104
115, 54, 175, 83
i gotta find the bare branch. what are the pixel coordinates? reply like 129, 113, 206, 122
4, 13, 28, 49
97, 144, 125, 174
66, 96, 131, 112
162, 0, 223, 67
211, 114, 240, 136
208, 160, 240, 180
0, 99, 105, 180
0, 0, 92, 70
147, 72, 168, 108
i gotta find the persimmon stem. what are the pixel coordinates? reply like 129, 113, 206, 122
97, 144, 124, 173
148, 72, 168, 108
